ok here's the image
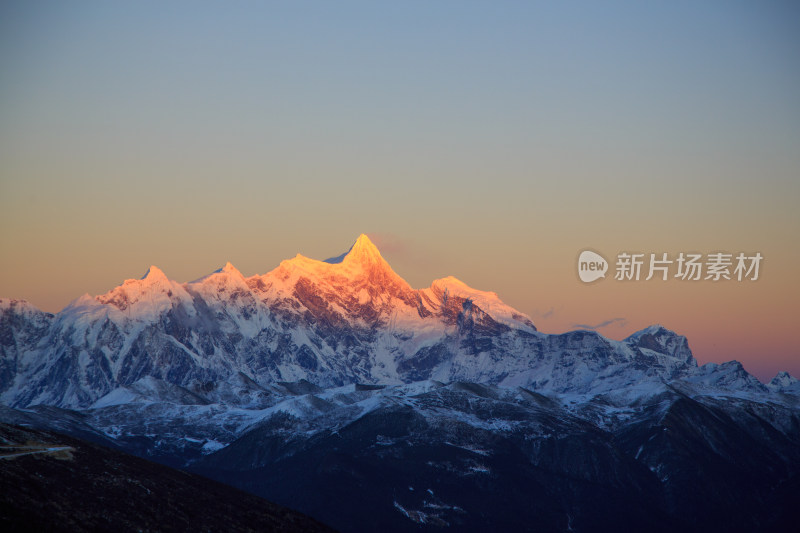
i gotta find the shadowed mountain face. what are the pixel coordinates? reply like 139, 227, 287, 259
1, 235, 799, 532
3, 380, 797, 533
188, 383, 799, 533
194, 386, 673, 533
0, 422, 333, 533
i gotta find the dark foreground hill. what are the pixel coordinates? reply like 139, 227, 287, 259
0, 422, 334, 533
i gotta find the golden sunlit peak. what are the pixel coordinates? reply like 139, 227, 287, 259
323, 233, 383, 266
140, 265, 168, 282
348, 233, 381, 257
216, 261, 242, 276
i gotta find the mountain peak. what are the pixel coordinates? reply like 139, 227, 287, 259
189, 262, 246, 286
426, 276, 537, 332
770, 371, 798, 388
265, 235, 415, 309
767, 371, 800, 394
141, 265, 168, 282
0, 298, 45, 316
625, 324, 695, 366
345, 234, 382, 264
353, 233, 377, 250
324, 234, 385, 268
216, 262, 242, 277
625, 324, 678, 341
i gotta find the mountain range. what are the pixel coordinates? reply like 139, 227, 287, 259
1, 234, 798, 532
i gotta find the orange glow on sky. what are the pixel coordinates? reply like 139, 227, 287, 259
1, 2, 798, 381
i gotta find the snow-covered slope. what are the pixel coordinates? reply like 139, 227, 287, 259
0, 234, 794, 409
5, 375, 796, 532
0, 299, 53, 396
768, 371, 800, 394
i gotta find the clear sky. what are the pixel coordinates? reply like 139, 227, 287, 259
1, 1, 798, 381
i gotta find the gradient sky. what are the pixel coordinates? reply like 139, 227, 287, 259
1, 1, 798, 381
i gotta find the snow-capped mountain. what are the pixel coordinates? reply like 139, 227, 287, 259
0, 234, 795, 409
2, 234, 799, 532
768, 371, 800, 394
4, 376, 798, 532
